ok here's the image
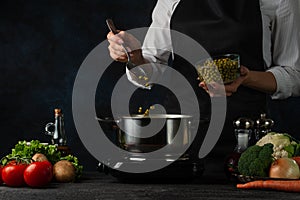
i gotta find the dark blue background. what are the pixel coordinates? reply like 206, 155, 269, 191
0, 0, 157, 171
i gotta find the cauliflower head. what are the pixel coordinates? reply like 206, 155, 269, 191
256, 132, 297, 159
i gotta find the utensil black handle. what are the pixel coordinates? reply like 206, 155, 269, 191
106, 19, 119, 34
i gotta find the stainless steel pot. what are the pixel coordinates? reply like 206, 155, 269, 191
97, 114, 193, 153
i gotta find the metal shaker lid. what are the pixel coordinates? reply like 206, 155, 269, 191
255, 113, 274, 129
233, 117, 254, 129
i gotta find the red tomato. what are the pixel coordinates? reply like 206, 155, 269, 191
24, 161, 53, 187
292, 156, 300, 168
0, 166, 3, 184
1, 163, 27, 187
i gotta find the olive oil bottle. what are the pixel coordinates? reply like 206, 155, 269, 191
45, 108, 71, 156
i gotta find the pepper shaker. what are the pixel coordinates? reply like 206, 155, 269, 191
254, 113, 274, 142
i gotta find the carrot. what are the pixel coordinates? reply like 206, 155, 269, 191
237, 180, 300, 192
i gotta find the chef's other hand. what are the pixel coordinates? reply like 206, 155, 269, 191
107, 30, 143, 65
199, 81, 226, 97
224, 65, 249, 96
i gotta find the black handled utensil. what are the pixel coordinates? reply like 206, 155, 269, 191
106, 18, 119, 34
106, 19, 136, 69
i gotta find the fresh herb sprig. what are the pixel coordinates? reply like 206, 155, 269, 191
3, 140, 61, 165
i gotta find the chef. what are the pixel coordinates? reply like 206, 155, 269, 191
107, 0, 300, 173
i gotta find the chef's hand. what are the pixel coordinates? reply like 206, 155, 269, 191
199, 65, 249, 97
199, 81, 226, 97
107, 30, 143, 65
224, 65, 249, 96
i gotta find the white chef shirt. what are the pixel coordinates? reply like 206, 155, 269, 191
126, 0, 300, 99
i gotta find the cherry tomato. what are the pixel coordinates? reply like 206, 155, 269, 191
24, 161, 53, 187
1, 163, 28, 187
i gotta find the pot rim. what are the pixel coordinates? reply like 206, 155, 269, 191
120, 114, 193, 119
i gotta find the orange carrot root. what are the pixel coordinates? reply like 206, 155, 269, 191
237, 180, 300, 192
237, 180, 264, 189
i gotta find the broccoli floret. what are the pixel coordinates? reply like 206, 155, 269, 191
237, 145, 261, 176
258, 143, 274, 160
248, 159, 266, 177
238, 143, 274, 177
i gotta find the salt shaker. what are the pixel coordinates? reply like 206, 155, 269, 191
224, 117, 254, 181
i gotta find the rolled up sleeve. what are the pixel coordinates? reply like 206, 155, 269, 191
266, 0, 300, 99
267, 66, 300, 99
126, 0, 178, 89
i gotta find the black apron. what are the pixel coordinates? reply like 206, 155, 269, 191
168, 0, 267, 164
267, 96, 300, 138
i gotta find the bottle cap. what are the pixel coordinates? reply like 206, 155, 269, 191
54, 108, 62, 116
